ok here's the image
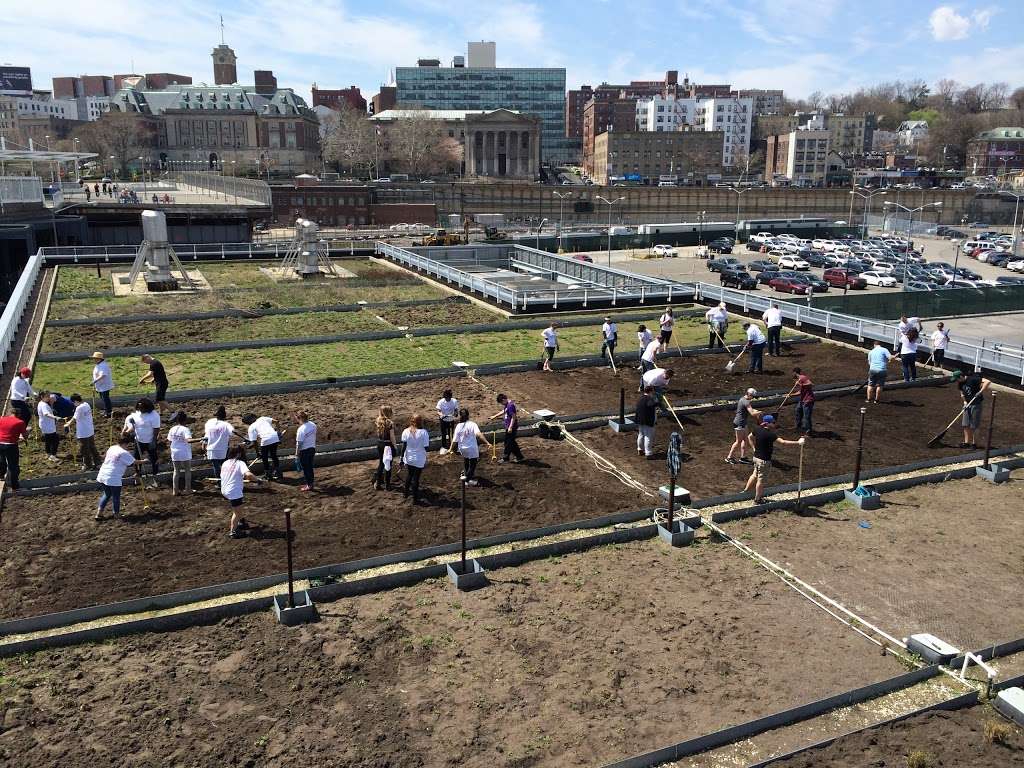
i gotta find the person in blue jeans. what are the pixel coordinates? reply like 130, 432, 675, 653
743, 323, 767, 373
792, 367, 815, 436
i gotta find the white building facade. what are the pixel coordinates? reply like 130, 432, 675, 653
635, 94, 752, 169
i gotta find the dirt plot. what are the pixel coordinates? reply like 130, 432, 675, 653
0, 541, 903, 767
40, 299, 500, 352
0, 437, 648, 618
727, 477, 1024, 651
581, 383, 1024, 501
770, 705, 1024, 767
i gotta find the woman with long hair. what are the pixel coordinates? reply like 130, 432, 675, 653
373, 405, 397, 490
450, 408, 490, 486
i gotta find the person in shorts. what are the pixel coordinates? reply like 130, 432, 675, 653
865, 339, 893, 403
222, 444, 260, 538
743, 415, 804, 504
541, 322, 559, 371
959, 371, 991, 449
726, 387, 759, 464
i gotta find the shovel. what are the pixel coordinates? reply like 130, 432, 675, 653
725, 346, 746, 373
711, 326, 734, 354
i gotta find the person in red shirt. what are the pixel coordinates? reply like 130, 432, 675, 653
792, 367, 815, 437
0, 414, 30, 490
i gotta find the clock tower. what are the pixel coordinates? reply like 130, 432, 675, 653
212, 44, 237, 85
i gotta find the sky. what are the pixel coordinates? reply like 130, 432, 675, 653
5, 0, 1023, 104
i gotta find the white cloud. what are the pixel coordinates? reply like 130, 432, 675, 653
927, 5, 1000, 42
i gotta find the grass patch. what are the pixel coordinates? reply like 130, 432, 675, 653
35, 316, 749, 394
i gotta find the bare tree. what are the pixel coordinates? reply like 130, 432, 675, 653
322, 104, 378, 179
1011, 87, 1024, 112
385, 114, 452, 178
72, 111, 149, 177
806, 91, 825, 110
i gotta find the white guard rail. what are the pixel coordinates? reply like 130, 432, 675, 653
0, 252, 44, 376
375, 241, 518, 306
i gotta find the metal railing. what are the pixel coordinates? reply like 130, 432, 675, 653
0, 176, 43, 204
39, 243, 287, 264
375, 241, 519, 306
0, 251, 44, 375
179, 171, 272, 206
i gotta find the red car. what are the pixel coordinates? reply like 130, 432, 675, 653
769, 276, 811, 295
822, 268, 868, 289
571, 254, 594, 263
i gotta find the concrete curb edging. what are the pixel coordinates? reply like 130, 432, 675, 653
0, 506, 658, 638
742, 691, 980, 768
0, 516, 657, 658
600, 666, 943, 768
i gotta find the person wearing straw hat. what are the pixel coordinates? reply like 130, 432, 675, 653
743, 415, 805, 504
726, 387, 759, 465
705, 303, 729, 349
8, 367, 34, 425
90, 352, 114, 418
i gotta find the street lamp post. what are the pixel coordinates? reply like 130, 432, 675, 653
729, 187, 750, 242
138, 156, 147, 197
951, 240, 961, 289
73, 138, 80, 183
698, 209, 706, 248
553, 191, 572, 252
1003, 191, 1023, 258
883, 201, 942, 290
596, 195, 624, 266
535, 218, 548, 250
850, 188, 886, 238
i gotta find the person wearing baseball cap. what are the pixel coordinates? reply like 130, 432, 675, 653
8, 367, 34, 424
742, 413, 804, 504
90, 352, 114, 418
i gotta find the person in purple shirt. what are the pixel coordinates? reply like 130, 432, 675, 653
491, 393, 524, 463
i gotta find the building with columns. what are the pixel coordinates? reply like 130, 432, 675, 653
465, 110, 540, 179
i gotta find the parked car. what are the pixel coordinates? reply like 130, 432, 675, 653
720, 268, 758, 290
905, 281, 937, 291
769, 276, 811, 295
650, 244, 677, 257
823, 268, 867, 289
707, 257, 742, 272
801, 250, 828, 267
778, 255, 810, 270
756, 266, 782, 284
571, 254, 594, 263
1007, 259, 1024, 273
995, 276, 1024, 285
787, 273, 829, 292
707, 239, 733, 254
747, 259, 776, 272
746, 240, 765, 251
860, 271, 898, 287
987, 254, 1010, 268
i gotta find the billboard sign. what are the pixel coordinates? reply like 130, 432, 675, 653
0, 66, 32, 95
988, 150, 1018, 157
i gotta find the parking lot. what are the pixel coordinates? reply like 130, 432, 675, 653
589, 229, 1023, 298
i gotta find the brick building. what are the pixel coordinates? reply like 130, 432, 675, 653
591, 129, 723, 185
565, 84, 592, 140
311, 85, 367, 113
765, 129, 831, 187
113, 73, 192, 91
966, 127, 1024, 175
269, 182, 436, 226
582, 97, 636, 176
53, 75, 114, 99
371, 86, 396, 115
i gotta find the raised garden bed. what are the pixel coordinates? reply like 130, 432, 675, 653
0, 540, 904, 767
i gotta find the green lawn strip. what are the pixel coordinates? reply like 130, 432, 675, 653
53, 266, 117, 295
34, 317, 750, 393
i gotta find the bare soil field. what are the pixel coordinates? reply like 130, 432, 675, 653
0, 437, 648, 618
771, 705, 1024, 767
0, 540, 904, 767
17, 342, 880, 481
727, 476, 1024, 651
581, 383, 1024, 502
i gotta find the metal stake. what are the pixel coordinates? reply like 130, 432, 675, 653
284, 507, 295, 608
983, 392, 997, 470
460, 479, 467, 570
667, 474, 675, 532
852, 407, 867, 491
618, 387, 626, 426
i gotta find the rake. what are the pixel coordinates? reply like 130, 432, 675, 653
927, 392, 982, 448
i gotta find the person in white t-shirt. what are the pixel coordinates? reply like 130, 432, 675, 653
600, 317, 618, 367
705, 303, 729, 349
67, 394, 100, 470
762, 303, 783, 356
166, 411, 200, 496
401, 414, 431, 505
929, 322, 950, 366
8, 366, 34, 424
123, 398, 161, 488
36, 392, 60, 462
203, 405, 236, 477
222, 445, 260, 539
743, 322, 767, 373
90, 351, 114, 418
541, 322, 559, 371
242, 413, 285, 481
450, 408, 492, 486
294, 410, 317, 491
659, 307, 676, 352
95, 434, 139, 520
636, 325, 654, 368
435, 389, 459, 454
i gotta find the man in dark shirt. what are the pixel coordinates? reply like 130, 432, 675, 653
742, 415, 804, 504
634, 386, 658, 458
491, 394, 524, 463
792, 367, 815, 437
959, 371, 990, 448
139, 354, 169, 405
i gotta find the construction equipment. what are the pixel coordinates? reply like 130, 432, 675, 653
279, 218, 339, 277
420, 229, 465, 247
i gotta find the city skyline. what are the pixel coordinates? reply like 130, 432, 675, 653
5, 0, 1022, 104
